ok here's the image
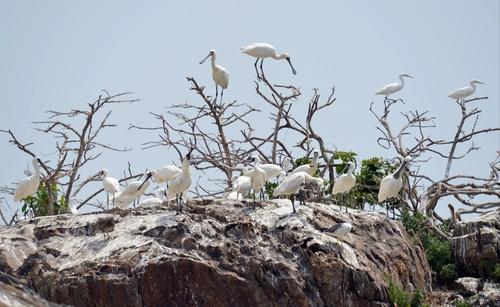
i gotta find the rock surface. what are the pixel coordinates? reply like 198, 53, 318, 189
0, 271, 63, 307
452, 211, 500, 277
0, 199, 431, 307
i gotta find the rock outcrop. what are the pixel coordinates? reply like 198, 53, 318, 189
452, 211, 500, 277
0, 199, 431, 307
0, 271, 63, 307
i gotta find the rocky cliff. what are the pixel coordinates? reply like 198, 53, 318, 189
0, 199, 431, 307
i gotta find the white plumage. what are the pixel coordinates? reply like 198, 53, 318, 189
138, 189, 166, 207
200, 50, 229, 103
241, 43, 297, 76
448, 80, 484, 100
244, 162, 267, 202
113, 173, 151, 209
375, 73, 413, 97
250, 155, 286, 181
323, 222, 352, 244
378, 157, 410, 202
332, 162, 356, 194
291, 151, 319, 176
69, 197, 79, 215
14, 157, 42, 202
149, 165, 182, 184
273, 171, 323, 213
166, 151, 193, 210
232, 174, 252, 199
101, 169, 120, 209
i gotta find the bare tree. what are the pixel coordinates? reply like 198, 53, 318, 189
371, 96, 500, 236
131, 77, 259, 195
0, 91, 138, 217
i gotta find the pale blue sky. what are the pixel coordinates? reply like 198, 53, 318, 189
1, 1, 498, 217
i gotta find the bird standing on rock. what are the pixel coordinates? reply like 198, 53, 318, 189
273, 172, 323, 214
166, 149, 194, 212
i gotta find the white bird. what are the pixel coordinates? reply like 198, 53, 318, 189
69, 197, 79, 214
273, 171, 323, 213
14, 157, 42, 203
232, 174, 252, 199
322, 222, 352, 245
375, 73, 413, 97
332, 162, 356, 195
149, 165, 182, 185
240, 43, 297, 79
200, 50, 229, 104
332, 162, 356, 212
448, 80, 485, 100
167, 149, 194, 211
138, 188, 166, 207
282, 157, 294, 173
244, 161, 267, 203
291, 151, 319, 176
100, 169, 120, 210
113, 172, 151, 209
378, 157, 410, 203
250, 155, 286, 181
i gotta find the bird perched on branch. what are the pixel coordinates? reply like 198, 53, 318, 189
375, 73, 413, 97
448, 79, 484, 100
200, 50, 229, 104
240, 43, 297, 79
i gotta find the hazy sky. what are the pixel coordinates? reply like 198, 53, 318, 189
1, 1, 498, 218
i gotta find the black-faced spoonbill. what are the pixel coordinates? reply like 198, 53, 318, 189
199, 50, 229, 104
14, 157, 42, 203
100, 169, 120, 210
240, 43, 297, 79
378, 157, 410, 203
273, 172, 323, 214
166, 149, 194, 212
332, 161, 356, 212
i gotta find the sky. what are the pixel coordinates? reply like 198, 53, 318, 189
0, 1, 499, 219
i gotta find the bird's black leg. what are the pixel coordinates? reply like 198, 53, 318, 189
290, 194, 296, 214
259, 59, 265, 79
220, 88, 224, 105
254, 58, 261, 80
179, 193, 183, 212
112, 193, 115, 209
252, 190, 256, 208
215, 84, 219, 104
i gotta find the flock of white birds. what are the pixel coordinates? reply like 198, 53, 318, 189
11, 42, 485, 241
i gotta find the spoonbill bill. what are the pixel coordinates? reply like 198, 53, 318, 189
273, 172, 323, 213
291, 151, 319, 176
448, 80, 484, 100
332, 162, 356, 212
112, 172, 151, 209
378, 157, 410, 203
100, 169, 120, 209
322, 222, 352, 245
240, 43, 297, 79
375, 73, 413, 97
200, 50, 229, 104
14, 157, 42, 203
166, 149, 194, 212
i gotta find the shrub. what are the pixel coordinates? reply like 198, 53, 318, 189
386, 276, 428, 307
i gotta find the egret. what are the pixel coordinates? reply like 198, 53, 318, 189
232, 174, 252, 200
166, 149, 194, 212
322, 222, 352, 245
273, 171, 323, 213
14, 157, 42, 203
375, 73, 413, 97
100, 169, 120, 210
244, 160, 267, 204
149, 165, 182, 185
448, 80, 485, 100
332, 162, 356, 212
199, 50, 229, 104
378, 157, 410, 203
291, 151, 319, 176
240, 43, 297, 79
113, 172, 151, 209
69, 197, 79, 215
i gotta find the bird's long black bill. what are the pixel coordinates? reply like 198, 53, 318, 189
287, 58, 297, 75
199, 54, 211, 65
137, 173, 152, 191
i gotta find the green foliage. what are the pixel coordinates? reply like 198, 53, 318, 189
401, 210, 456, 283
453, 299, 471, 307
294, 156, 311, 167
491, 263, 500, 282
23, 183, 68, 216
386, 276, 428, 307
479, 261, 500, 282
332, 150, 357, 173
265, 181, 278, 199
